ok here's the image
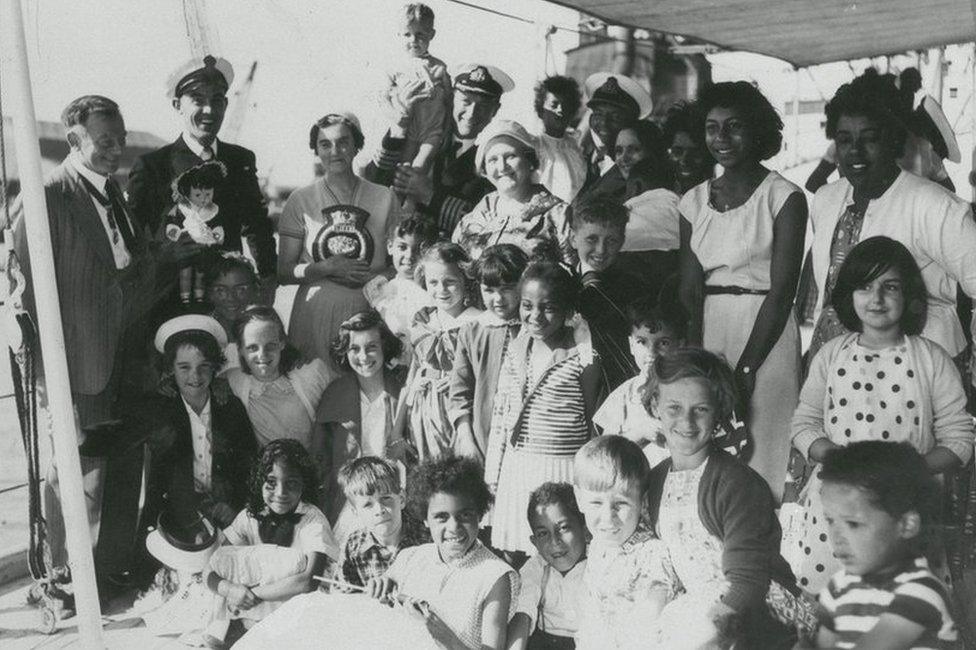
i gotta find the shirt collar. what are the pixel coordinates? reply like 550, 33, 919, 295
182, 133, 220, 158
180, 395, 212, 421
69, 152, 110, 193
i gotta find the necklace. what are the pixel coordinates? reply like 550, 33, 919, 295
323, 176, 359, 205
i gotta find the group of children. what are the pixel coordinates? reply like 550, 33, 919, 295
142, 211, 965, 649
132, 3, 972, 645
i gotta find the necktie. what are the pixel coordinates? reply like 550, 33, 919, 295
79, 175, 137, 252
200, 145, 214, 162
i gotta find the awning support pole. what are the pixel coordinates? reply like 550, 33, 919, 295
0, 0, 105, 645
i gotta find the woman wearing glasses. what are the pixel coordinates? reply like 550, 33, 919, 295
278, 112, 400, 373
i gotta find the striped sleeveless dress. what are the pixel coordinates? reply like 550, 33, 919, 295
489, 329, 596, 553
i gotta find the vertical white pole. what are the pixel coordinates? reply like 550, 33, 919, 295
0, 0, 105, 645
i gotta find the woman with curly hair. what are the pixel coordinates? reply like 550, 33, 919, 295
366, 455, 519, 650
533, 75, 587, 202
203, 439, 338, 643
678, 81, 808, 501
806, 73, 976, 367
313, 309, 411, 523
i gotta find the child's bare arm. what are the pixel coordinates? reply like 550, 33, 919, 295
849, 614, 928, 649
477, 573, 514, 650
505, 613, 532, 650
250, 551, 328, 602
814, 625, 839, 648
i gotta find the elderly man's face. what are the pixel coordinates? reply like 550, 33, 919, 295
71, 113, 126, 176
452, 89, 499, 140
174, 81, 228, 145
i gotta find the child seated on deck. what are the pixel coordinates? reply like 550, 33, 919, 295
508, 482, 587, 650
573, 436, 671, 649
367, 456, 520, 650
203, 440, 338, 644
333, 457, 427, 588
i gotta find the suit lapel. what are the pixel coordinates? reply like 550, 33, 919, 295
63, 163, 116, 270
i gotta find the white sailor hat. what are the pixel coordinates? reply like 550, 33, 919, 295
453, 63, 515, 98
585, 72, 653, 119
154, 314, 228, 353
166, 55, 235, 99
146, 506, 220, 573
917, 95, 960, 163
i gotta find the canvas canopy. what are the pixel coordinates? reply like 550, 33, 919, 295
548, 0, 976, 66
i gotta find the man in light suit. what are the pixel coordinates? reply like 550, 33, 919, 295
127, 55, 277, 299
11, 95, 187, 585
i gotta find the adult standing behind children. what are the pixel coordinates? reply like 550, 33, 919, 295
367, 62, 514, 235
10, 95, 196, 585
452, 120, 574, 266
127, 55, 277, 300
679, 81, 807, 502
577, 73, 652, 190
277, 112, 399, 372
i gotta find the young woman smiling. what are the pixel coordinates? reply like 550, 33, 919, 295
678, 81, 808, 502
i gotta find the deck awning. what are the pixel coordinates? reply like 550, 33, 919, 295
548, 0, 976, 67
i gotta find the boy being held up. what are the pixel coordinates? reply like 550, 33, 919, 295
593, 300, 686, 468
333, 457, 427, 589
508, 482, 587, 650
814, 441, 958, 649
570, 194, 643, 390
385, 2, 451, 173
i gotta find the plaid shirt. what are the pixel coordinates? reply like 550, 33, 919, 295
337, 516, 428, 587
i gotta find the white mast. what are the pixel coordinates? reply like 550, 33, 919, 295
0, 0, 104, 645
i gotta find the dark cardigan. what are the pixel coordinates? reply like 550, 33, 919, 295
144, 392, 257, 531
647, 447, 798, 612
315, 367, 407, 522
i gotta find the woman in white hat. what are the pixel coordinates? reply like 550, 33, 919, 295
143, 314, 257, 543
278, 112, 400, 373
451, 119, 573, 265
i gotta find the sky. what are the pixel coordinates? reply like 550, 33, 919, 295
2, 0, 973, 194
1, 0, 579, 189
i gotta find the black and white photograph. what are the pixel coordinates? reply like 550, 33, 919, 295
0, 0, 975, 647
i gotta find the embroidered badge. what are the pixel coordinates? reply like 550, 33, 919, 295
311, 204, 374, 262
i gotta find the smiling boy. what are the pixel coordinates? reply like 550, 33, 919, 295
571, 195, 644, 390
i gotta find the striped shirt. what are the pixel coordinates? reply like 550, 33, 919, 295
513, 349, 591, 456
817, 557, 957, 649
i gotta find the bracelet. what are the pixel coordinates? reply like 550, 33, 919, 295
294, 263, 310, 280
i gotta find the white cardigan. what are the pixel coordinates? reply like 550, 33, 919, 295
810, 171, 976, 356
791, 333, 974, 464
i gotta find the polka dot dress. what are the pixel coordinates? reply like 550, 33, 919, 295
797, 341, 924, 594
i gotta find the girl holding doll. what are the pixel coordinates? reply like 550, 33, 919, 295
487, 257, 606, 557
645, 348, 807, 649
790, 236, 974, 594
397, 242, 482, 461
